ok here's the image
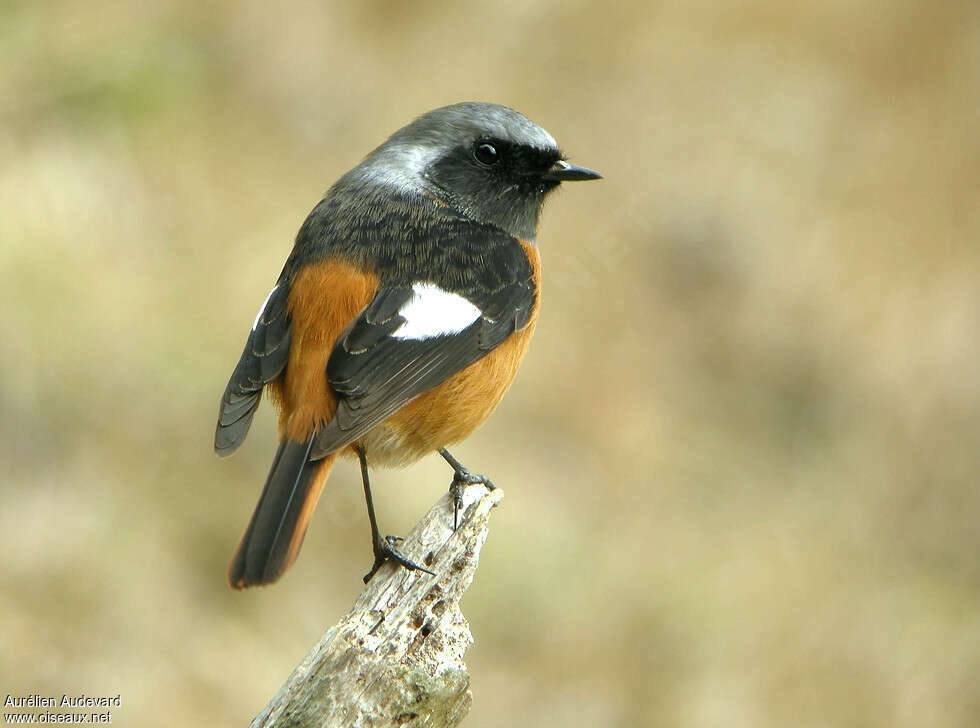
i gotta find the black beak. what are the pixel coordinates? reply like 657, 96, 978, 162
541, 159, 602, 182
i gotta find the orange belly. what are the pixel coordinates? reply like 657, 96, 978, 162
359, 310, 538, 466
359, 240, 541, 467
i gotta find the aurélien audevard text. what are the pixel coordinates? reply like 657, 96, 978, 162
5, 695, 122, 708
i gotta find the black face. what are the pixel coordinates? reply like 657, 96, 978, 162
423, 137, 562, 240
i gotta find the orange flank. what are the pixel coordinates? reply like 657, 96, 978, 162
269, 259, 379, 441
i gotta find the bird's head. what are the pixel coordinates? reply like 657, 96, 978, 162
355, 102, 601, 240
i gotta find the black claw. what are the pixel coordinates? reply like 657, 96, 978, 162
440, 448, 495, 531
449, 471, 494, 530
451, 483, 464, 531
363, 534, 435, 583
453, 469, 496, 490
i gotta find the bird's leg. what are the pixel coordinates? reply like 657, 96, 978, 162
438, 448, 495, 531
355, 445, 434, 583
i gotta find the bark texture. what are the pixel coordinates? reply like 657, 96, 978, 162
249, 484, 503, 728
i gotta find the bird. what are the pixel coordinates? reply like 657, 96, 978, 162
214, 101, 600, 589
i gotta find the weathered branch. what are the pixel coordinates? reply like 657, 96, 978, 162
249, 484, 503, 728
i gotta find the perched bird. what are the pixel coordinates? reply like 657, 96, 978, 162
215, 102, 600, 588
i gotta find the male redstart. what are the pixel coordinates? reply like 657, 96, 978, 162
215, 102, 600, 588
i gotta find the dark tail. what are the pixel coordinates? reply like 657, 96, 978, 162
229, 435, 337, 588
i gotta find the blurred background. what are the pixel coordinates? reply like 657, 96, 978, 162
2, 0, 979, 725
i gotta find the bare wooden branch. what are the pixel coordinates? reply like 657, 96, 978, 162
249, 484, 503, 728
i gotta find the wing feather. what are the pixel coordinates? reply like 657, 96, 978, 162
214, 284, 292, 455
309, 278, 533, 459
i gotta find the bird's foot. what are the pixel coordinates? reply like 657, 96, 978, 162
363, 534, 435, 583
448, 467, 495, 531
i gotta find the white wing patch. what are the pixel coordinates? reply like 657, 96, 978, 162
392, 282, 482, 340
252, 285, 278, 331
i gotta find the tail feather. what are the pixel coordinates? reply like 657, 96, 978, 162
229, 435, 336, 588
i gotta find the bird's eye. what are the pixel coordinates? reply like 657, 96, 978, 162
474, 142, 499, 166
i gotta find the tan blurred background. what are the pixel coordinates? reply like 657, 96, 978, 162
2, 0, 979, 725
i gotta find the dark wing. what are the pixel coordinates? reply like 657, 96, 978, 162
214, 283, 292, 455
309, 277, 535, 459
